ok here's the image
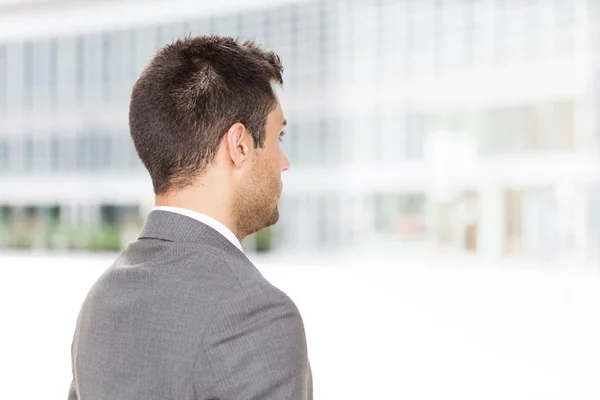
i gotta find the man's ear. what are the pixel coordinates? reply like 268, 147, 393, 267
224, 123, 251, 168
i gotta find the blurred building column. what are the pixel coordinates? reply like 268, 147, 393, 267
477, 186, 504, 260
35, 206, 50, 230
82, 204, 101, 226
357, 194, 375, 248
31, 206, 51, 248
60, 203, 79, 226
555, 181, 577, 260
298, 193, 315, 251
336, 194, 347, 247
589, 183, 600, 263
521, 190, 541, 260
572, 184, 589, 262
12, 205, 24, 222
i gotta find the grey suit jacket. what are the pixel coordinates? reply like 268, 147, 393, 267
68, 210, 312, 399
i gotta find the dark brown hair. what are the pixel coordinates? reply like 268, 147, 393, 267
129, 35, 284, 194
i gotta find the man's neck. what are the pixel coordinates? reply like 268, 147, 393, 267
155, 193, 239, 240
152, 205, 244, 251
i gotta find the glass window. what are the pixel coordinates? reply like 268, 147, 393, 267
405, 113, 426, 159
481, 105, 536, 153
37, 137, 50, 172
49, 39, 58, 107
57, 37, 77, 109
0, 46, 6, 113
89, 132, 100, 171
470, 0, 494, 66
23, 137, 34, 171
319, 0, 337, 86
49, 135, 61, 172
102, 32, 113, 101
111, 133, 129, 171
132, 27, 158, 81
180, 21, 191, 37
73, 34, 103, 105
553, 0, 575, 27
554, 27, 574, 56
354, 115, 377, 163
306, 119, 321, 165
316, 195, 329, 248
89, 132, 111, 171
22, 42, 33, 110
3, 44, 21, 115
294, 2, 321, 86
171, 21, 189, 41
75, 134, 90, 171
32, 40, 51, 110
102, 31, 127, 102
407, 0, 435, 77
267, 6, 294, 85
74, 131, 113, 172
187, 18, 211, 36
315, 117, 326, 165
240, 11, 265, 41
75, 36, 85, 103
0, 139, 8, 173
262, 8, 274, 48
103, 134, 112, 169
322, 116, 341, 165
123, 30, 137, 85
353, 1, 378, 65
84, 34, 103, 104
380, 110, 405, 162
521, 105, 542, 149
440, 4, 468, 71
494, 0, 511, 65
380, 0, 406, 79
522, 2, 541, 60
211, 14, 239, 37
156, 23, 181, 47
552, 101, 574, 149
291, 119, 306, 165
375, 193, 427, 238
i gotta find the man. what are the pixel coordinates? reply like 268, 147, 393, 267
68, 35, 312, 399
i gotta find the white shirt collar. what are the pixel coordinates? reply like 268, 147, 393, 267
152, 206, 243, 252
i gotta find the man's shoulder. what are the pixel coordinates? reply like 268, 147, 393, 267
186, 241, 271, 289
130, 239, 287, 306
185, 245, 306, 351
89, 240, 296, 319
184, 244, 301, 318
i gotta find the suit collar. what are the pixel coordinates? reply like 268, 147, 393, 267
152, 206, 243, 251
138, 210, 246, 258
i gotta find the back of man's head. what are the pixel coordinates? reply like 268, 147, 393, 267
129, 35, 284, 195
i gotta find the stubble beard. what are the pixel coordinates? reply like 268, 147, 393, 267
233, 160, 282, 240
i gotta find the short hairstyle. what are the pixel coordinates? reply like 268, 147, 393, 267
129, 35, 284, 195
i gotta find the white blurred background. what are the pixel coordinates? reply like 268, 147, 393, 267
1, 0, 600, 398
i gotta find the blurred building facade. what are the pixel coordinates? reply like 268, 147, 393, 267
0, 0, 599, 261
